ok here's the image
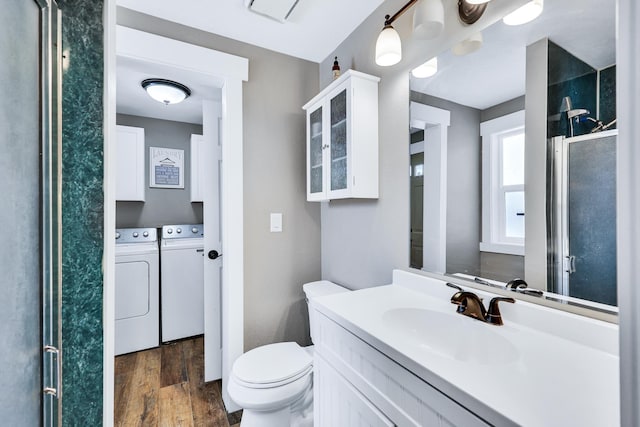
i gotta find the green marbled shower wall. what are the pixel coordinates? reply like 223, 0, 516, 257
60, 0, 104, 424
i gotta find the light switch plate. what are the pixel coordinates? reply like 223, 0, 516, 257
270, 213, 283, 232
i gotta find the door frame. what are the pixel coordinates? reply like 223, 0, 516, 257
103, 4, 248, 423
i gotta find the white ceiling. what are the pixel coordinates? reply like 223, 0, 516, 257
117, 0, 384, 63
410, 0, 616, 110
116, 56, 222, 124
116, 0, 384, 124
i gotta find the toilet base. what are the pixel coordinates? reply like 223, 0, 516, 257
237, 376, 313, 427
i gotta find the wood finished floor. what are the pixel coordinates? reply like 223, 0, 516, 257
115, 336, 240, 427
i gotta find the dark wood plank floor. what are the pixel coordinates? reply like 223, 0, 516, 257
115, 336, 240, 427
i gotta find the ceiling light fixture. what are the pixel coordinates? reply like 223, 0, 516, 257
452, 31, 483, 55
141, 78, 191, 105
413, 0, 444, 40
502, 0, 543, 26
375, 0, 492, 67
411, 57, 438, 78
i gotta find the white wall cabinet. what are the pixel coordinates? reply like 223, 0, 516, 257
190, 134, 205, 202
303, 70, 380, 202
116, 125, 145, 201
313, 310, 490, 427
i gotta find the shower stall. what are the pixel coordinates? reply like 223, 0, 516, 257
550, 130, 617, 306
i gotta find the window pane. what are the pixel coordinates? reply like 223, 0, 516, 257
502, 132, 524, 185
505, 191, 525, 238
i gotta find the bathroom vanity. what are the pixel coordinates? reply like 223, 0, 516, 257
309, 270, 619, 426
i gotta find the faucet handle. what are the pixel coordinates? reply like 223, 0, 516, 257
486, 297, 515, 326
446, 282, 463, 292
506, 278, 528, 290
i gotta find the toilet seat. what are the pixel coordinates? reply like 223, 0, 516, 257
228, 370, 313, 411
232, 342, 313, 389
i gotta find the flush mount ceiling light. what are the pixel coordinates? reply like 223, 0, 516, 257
141, 78, 191, 105
375, 0, 492, 67
412, 57, 438, 78
503, 0, 543, 26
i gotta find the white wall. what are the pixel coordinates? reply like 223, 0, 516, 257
318, 0, 528, 288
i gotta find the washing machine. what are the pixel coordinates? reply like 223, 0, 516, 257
115, 227, 160, 356
160, 223, 205, 342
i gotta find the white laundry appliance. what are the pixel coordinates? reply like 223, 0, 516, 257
160, 224, 205, 342
115, 227, 160, 356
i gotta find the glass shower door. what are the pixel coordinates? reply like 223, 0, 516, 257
556, 132, 617, 306
1, 1, 62, 425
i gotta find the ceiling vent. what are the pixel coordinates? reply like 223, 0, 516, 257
245, 0, 301, 22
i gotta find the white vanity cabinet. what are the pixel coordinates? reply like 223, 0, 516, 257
313, 310, 490, 427
302, 70, 380, 202
116, 125, 145, 201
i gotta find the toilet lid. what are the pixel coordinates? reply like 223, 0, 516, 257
233, 342, 312, 386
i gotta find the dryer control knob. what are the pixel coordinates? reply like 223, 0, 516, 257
176, 228, 182, 234
115, 232, 120, 239
167, 229, 173, 234
133, 232, 139, 238
192, 227, 198, 234
143, 231, 149, 237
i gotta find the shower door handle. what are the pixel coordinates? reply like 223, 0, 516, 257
565, 255, 576, 274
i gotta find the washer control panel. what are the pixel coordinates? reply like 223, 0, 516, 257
115, 227, 158, 244
161, 224, 204, 239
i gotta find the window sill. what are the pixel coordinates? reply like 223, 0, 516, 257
479, 242, 524, 256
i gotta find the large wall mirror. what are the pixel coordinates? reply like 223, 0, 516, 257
409, 0, 617, 314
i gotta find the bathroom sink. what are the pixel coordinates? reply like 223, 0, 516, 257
381, 308, 519, 365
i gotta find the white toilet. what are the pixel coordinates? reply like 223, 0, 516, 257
228, 280, 349, 427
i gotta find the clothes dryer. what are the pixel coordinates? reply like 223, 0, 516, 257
115, 227, 160, 355
160, 224, 204, 342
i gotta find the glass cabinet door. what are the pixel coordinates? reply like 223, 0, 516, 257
309, 106, 324, 195
330, 89, 348, 191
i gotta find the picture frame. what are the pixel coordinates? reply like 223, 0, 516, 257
149, 146, 184, 189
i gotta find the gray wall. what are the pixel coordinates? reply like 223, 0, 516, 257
117, 8, 321, 351
318, 0, 528, 289
1, 1, 40, 423
410, 91, 481, 276
116, 114, 204, 228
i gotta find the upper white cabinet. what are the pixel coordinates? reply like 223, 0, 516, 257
303, 70, 380, 202
190, 134, 205, 202
116, 125, 145, 201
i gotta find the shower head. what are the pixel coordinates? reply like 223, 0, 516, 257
559, 96, 573, 113
567, 108, 590, 119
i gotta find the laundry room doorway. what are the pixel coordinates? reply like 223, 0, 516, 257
105, 23, 248, 423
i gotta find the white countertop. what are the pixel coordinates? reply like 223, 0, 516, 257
311, 270, 620, 427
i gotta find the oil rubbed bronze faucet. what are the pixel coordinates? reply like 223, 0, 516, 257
448, 285, 515, 326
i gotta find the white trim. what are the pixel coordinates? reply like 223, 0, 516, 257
618, 0, 640, 424
479, 242, 525, 256
104, 25, 248, 418
103, 0, 116, 425
480, 110, 525, 253
410, 102, 450, 274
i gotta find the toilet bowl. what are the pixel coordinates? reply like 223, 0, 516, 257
228, 281, 349, 427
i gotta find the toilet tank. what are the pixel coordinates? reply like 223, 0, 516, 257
303, 280, 350, 343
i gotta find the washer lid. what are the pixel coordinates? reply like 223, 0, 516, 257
233, 342, 312, 385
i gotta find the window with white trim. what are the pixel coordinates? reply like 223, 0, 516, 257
480, 110, 525, 256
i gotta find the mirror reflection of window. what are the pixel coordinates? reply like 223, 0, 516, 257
480, 110, 525, 255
